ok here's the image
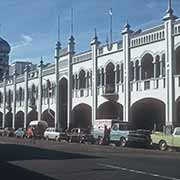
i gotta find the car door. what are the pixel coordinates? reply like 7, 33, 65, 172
110, 124, 120, 142
172, 129, 180, 147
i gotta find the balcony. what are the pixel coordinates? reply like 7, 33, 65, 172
102, 84, 118, 101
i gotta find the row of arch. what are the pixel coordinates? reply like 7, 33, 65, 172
70, 97, 180, 131
0, 109, 55, 129
1, 96, 180, 131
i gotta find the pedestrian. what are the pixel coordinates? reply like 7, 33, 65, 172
103, 125, 109, 145
31, 127, 36, 144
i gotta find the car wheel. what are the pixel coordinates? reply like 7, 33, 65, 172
119, 137, 127, 147
159, 140, 167, 151
46, 136, 49, 141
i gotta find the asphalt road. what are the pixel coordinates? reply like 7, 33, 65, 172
0, 136, 180, 180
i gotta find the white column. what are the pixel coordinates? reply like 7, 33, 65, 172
55, 41, 61, 129
122, 23, 131, 122
24, 66, 29, 128
139, 63, 142, 81
164, 14, 177, 126
38, 60, 43, 122
12, 72, 17, 129
91, 31, 99, 128
133, 64, 136, 81
67, 36, 75, 129
2, 74, 6, 128
115, 67, 117, 92
153, 60, 157, 78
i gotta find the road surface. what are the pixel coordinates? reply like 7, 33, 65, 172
0, 136, 180, 180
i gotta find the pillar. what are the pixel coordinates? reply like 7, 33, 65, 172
24, 65, 29, 128
91, 29, 100, 127
163, 1, 177, 126
55, 41, 61, 129
2, 73, 7, 128
122, 22, 131, 122
12, 71, 17, 129
38, 59, 43, 122
67, 35, 75, 128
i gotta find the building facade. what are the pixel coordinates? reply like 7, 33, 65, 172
0, 1, 180, 131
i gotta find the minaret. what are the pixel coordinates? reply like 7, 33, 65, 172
67, 8, 75, 128
122, 20, 131, 122
2, 72, 7, 128
55, 15, 61, 130
12, 70, 17, 129
91, 28, 100, 128
24, 65, 29, 128
38, 58, 43, 122
163, 0, 178, 128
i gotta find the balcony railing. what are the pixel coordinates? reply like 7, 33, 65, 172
104, 84, 115, 94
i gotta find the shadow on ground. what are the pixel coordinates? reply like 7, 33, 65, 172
0, 162, 59, 180
0, 144, 99, 161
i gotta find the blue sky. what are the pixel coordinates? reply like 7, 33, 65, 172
0, 0, 180, 64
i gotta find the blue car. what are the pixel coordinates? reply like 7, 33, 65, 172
15, 128, 26, 138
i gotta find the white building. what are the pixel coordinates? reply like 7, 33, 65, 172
0, 1, 180, 131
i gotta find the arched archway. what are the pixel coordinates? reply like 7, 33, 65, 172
105, 62, 115, 93
27, 110, 38, 126
141, 53, 154, 80
79, 70, 86, 89
72, 103, 92, 129
15, 111, 24, 129
97, 101, 123, 120
5, 112, 12, 128
131, 98, 165, 131
0, 112, 2, 127
59, 78, 68, 130
42, 109, 55, 127
175, 46, 180, 75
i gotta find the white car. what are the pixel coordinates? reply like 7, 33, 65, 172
44, 127, 61, 141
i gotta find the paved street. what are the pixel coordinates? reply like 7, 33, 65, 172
0, 136, 180, 180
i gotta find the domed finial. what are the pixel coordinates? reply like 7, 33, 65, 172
122, 20, 131, 34
163, 0, 177, 20
167, 0, 173, 15
91, 28, 100, 45
40, 57, 43, 66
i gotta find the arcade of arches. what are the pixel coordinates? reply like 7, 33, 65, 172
42, 109, 55, 127
97, 101, 123, 120
130, 98, 165, 131
72, 103, 92, 129
15, 111, 24, 129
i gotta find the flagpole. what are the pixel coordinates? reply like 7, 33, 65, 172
110, 8, 112, 45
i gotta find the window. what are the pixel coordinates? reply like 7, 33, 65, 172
175, 129, 180, 135
178, 26, 180, 33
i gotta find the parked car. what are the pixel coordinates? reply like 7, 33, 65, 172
67, 128, 92, 143
27, 120, 48, 139
3, 127, 15, 137
92, 119, 151, 147
15, 128, 26, 138
127, 129, 151, 147
151, 127, 180, 151
0, 127, 5, 136
44, 127, 61, 141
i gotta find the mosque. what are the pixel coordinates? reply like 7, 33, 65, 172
0, 0, 180, 131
